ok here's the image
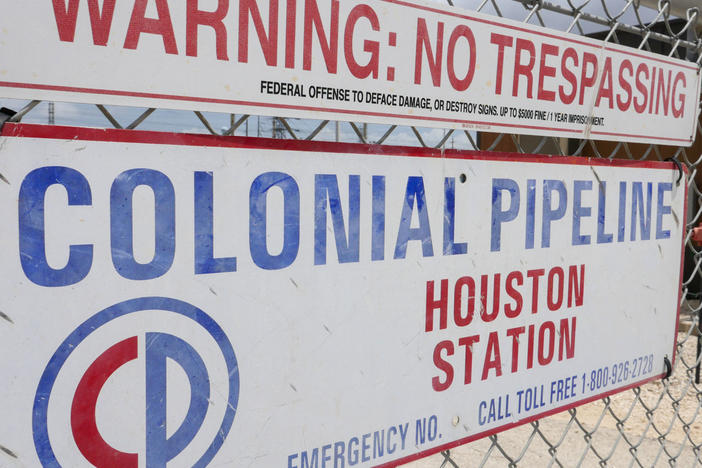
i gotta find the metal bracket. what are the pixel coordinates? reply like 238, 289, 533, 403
0, 107, 17, 131
664, 157, 683, 185
663, 356, 673, 379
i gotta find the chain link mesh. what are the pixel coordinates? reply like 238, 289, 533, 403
2, 0, 701, 466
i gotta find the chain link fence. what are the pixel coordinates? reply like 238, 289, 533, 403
1, 0, 701, 466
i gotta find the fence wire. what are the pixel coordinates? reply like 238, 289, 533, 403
2, 0, 702, 466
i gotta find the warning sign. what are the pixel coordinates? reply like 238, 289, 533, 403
0, 0, 699, 144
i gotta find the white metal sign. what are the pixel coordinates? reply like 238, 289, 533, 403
0, 123, 685, 467
0, 0, 699, 145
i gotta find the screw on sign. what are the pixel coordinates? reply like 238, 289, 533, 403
32, 297, 239, 468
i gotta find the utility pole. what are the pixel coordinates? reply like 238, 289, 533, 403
48, 102, 55, 125
272, 117, 285, 139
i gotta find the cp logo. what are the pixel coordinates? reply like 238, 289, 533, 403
33, 297, 239, 467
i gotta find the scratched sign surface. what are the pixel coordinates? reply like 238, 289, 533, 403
0, 123, 685, 467
0, 0, 700, 145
